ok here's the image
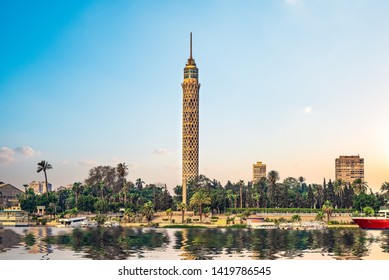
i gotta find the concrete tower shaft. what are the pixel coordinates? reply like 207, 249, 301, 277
181, 32, 200, 205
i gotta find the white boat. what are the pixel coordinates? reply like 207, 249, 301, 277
0, 206, 29, 227
57, 217, 87, 228
80, 220, 98, 228
249, 222, 278, 229
103, 221, 120, 228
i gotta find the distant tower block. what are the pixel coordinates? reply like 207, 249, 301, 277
252, 161, 267, 182
182, 32, 200, 205
335, 155, 364, 184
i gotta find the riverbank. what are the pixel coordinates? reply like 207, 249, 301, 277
19, 211, 356, 229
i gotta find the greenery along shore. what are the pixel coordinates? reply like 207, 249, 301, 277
14, 162, 389, 223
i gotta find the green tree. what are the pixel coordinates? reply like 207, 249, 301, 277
36, 160, 53, 195
18, 188, 37, 213
135, 178, 145, 190
307, 186, 315, 209
165, 208, 172, 221
315, 211, 325, 221
94, 199, 109, 213
267, 170, 280, 207
380, 182, 389, 201
352, 178, 369, 195
85, 165, 119, 195
363, 206, 375, 217
333, 179, 346, 208
353, 192, 381, 212
322, 200, 333, 223
116, 163, 128, 204
252, 192, 261, 208
190, 190, 211, 222
124, 208, 135, 223
141, 201, 154, 222
239, 180, 244, 208
67, 207, 79, 217
291, 214, 301, 222
72, 182, 83, 207
177, 202, 187, 223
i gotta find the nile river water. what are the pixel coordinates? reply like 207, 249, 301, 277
1, 227, 388, 260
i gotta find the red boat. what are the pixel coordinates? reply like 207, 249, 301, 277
352, 207, 389, 229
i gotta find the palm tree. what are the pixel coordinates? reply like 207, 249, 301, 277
239, 180, 244, 208
72, 182, 83, 207
190, 190, 211, 222
334, 179, 345, 196
291, 214, 301, 222
226, 190, 234, 208
380, 182, 389, 201
48, 202, 57, 218
97, 181, 105, 200
141, 201, 155, 222
116, 163, 128, 204
333, 179, 346, 208
252, 192, 261, 208
267, 170, 280, 207
124, 208, 135, 223
267, 170, 280, 186
352, 178, 369, 195
37, 160, 53, 195
166, 208, 173, 221
177, 202, 187, 223
322, 200, 333, 223
315, 211, 325, 221
135, 178, 145, 190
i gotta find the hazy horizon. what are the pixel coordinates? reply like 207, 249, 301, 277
1, 0, 389, 193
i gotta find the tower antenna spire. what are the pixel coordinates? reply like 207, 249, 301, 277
190, 32, 192, 59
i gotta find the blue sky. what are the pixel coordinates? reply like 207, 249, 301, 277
1, 0, 389, 192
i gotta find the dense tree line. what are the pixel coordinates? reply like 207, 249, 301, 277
17, 162, 389, 217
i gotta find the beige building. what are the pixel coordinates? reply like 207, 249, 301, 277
29, 181, 52, 194
0, 183, 24, 208
335, 155, 364, 184
252, 161, 267, 182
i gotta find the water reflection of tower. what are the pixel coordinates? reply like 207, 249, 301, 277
178, 229, 190, 259
26, 227, 53, 255
182, 32, 200, 205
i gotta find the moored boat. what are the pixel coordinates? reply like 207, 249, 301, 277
0, 206, 29, 227
103, 221, 120, 228
57, 217, 87, 228
352, 206, 389, 229
80, 220, 98, 228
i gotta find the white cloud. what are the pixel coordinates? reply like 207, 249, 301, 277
14, 146, 40, 157
0, 147, 15, 163
303, 107, 313, 114
153, 148, 170, 155
61, 160, 70, 165
0, 146, 40, 163
78, 160, 98, 167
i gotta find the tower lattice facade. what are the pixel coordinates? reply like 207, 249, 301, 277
182, 32, 200, 205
